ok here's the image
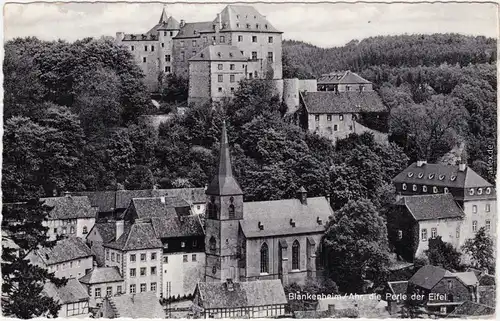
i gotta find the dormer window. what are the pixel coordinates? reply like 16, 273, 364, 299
418, 173, 424, 179
486, 187, 491, 194
450, 175, 457, 181
317, 217, 323, 225
439, 174, 445, 180
236, 23, 240, 28
256, 23, 259, 29
402, 183, 407, 190
428, 173, 435, 179
290, 219, 296, 227
229, 52, 233, 57
236, 15, 240, 19
258, 221, 264, 230
246, 23, 250, 28
200, 53, 204, 58
407, 172, 414, 178
477, 188, 483, 195
217, 52, 221, 57
469, 188, 475, 195
265, 24, 268, 29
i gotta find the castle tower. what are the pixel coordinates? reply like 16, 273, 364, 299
205, 121, 244, 283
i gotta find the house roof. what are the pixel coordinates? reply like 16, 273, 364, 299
206, 121, 243, 196
190, 45, 248, 62
151, 215, 204, 239
40, 196, 97, 220
196, 280, 287, 309
400, 194, 465, 221
454, 272, 479, 286
239, 197, 332, 238
301, 91, 387, 114
105, 222, 162, 251
125, 197, 189, 220
89, 222, 118, 243
174, 21, 213, 38
318, 70, 371, 85
393, 162, 493, 189
388, 281, 408, 296
146, 16, 180, 35
79, 266, 123, 285
217, 5, 281, 34
446, 301, 495, 318
409, 265, 448, 290
73, 191, 116, 213
36, 237, 92, 265
107, 292, 165, 318
43, 278, 89, 304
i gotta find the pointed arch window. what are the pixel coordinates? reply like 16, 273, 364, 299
260, 243, 269, 273
229, 196, 235, 219
208, 196, 217, 219
209, 236, 216, 251
292, 240, 300, 270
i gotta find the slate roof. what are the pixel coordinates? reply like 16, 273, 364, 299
446, 301, 495, 318
43, 278, 89, 304
174, 21, 213, 38
217, 5, 281, 33
125, 197, 187, 220
105, 222, 162, 251
400, 194, 465, 221
196, 280, 287, 309
40, 196, 97, 220
107, 292, 165, 318
388, 281, 408, 296
454, 272, 479, 286
73, 191, 116, 213
89, 222, 118, 243
393, 162, 493, 189
36, 237, 92, 265
409, 265, 448, 290
240, 197, 332, 238
301, 91, 387, 114
318, 70, 371, 85
190, 45, 248, 62
151, 216, 204, 238
79, 266, 123, 285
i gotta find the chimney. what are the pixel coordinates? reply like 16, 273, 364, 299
458, 163, 467, 172
258, 221, 264, 230
115, 31, 125, 42
296, 186, 307, 205
180, 19, 185, 28
226, 279, 234, 292
116, 220, 124, 240
416, 160, 427, 167
217, 13, 222, 30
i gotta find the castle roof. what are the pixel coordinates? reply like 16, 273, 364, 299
318, 70, 371, 85
301, 91, 387, 114
239, 197, 332, 238
190, 45, 248, 62
393, 162, 493, 189
217, 5, 282, 34
40, 195, 97, 220
174, 21, 213, 39
151, 215, 204, 239
105, 222, 162, 251
398, 194, 465, 221
123, 196, 190, 220
206, 121, 243, 196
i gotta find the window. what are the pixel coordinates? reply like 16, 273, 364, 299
62, 226, 67, 234
327, 115, 332, 121
473, 205, 477, 213
268, 36, 273, 43
486, 220, 491, 231
164, 256, 169, 264
218, 87, 223, 93
333, 125, 338, 131
82, 226, 88, 234
260, 243, 269, 273
486, 187, 492, 194
183, 255, 188, 262
402, 183, 407, 191
130, 254, 136, 262
218, 63, 223, 71
130, 284, 136, 294
339, 114, 344, 121
192, 40, 197, 46
131, 45, 135, 51
151, 45, 155, 52
315, 115, 320, 121
192, 50, 196, 56
111, 252, 115, 262
292, 240, 300, 270
238, 35, 243, 42
412, 184, 417, 191
252, 36, 257, 43
212, 36, 216, 42
346, 86, 351, 91
140, 267, 146, 276
151, 267, 157, 275
444, 187, 449, 194
170, 31, 173, 36
140, 283, 146, 293
456, 226, 460, 238
62, 263, 66, 270
180, 40, 184, 47
447, 280, 453, 290
130, 268, 136, 277
230, 64, 235, 71
144, 45, 148, 51
472, 221, 478, 232
181, 241, 186, 248
433, 186, 438, 193
267, 52, 274, 62
70, 261, 73, 268
95, 288, 101, 298
431, 228, 437, 239
217, 74, 224, 83
54, 228, 58, 234
68, 225, 75, 234
106, 286, 112, 297
106, 249, 110, 260
256, 23, 260, 29
477, 188, 483, 195
161, 43, 164, 48
142, 57, 147, 63
165, 54, 171, 62
165, 66, 171, 73
422, 185, 428, 192
486, 204, 491, 212
180, 52, 185, 62
230, 74, 235, 83
117, 254, 121, 263
192, 254, 197, 262
251, 51, 257, 60
151, 252, 157, 261
151, 282, 157, 292
397, 230, 403, 240
421, 229, 427, 241
117, 285, 122, 294
469, 188, 475, 196
220, 36, 225, 43
140, 253, 146, 262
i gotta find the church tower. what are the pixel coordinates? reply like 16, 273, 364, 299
205, 121, 244, 282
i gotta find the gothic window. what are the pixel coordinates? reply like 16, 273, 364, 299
208, 197, 217, 219
292, 240, 300, 270
260, 243, 269, 273
229, 197, 235, 219
209, 236, 216, 251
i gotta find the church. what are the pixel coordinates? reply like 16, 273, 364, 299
204, 121, 333, 285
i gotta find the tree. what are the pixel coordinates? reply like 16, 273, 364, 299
125, 165, 155, 190
160, 73, 189, 103
424, 236, 462, 271
323, 199, 391, 293
461, 227, 495, 273
2, 201, 67, 318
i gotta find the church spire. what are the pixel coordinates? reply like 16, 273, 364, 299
159, 6, 168, 24
206, 120, 243, 196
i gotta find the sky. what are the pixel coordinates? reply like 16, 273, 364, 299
3, 1, 498, 48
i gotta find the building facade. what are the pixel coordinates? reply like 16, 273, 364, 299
43, 278, 91, 318
79, 266, 124, 306
317, 71, 373, 92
